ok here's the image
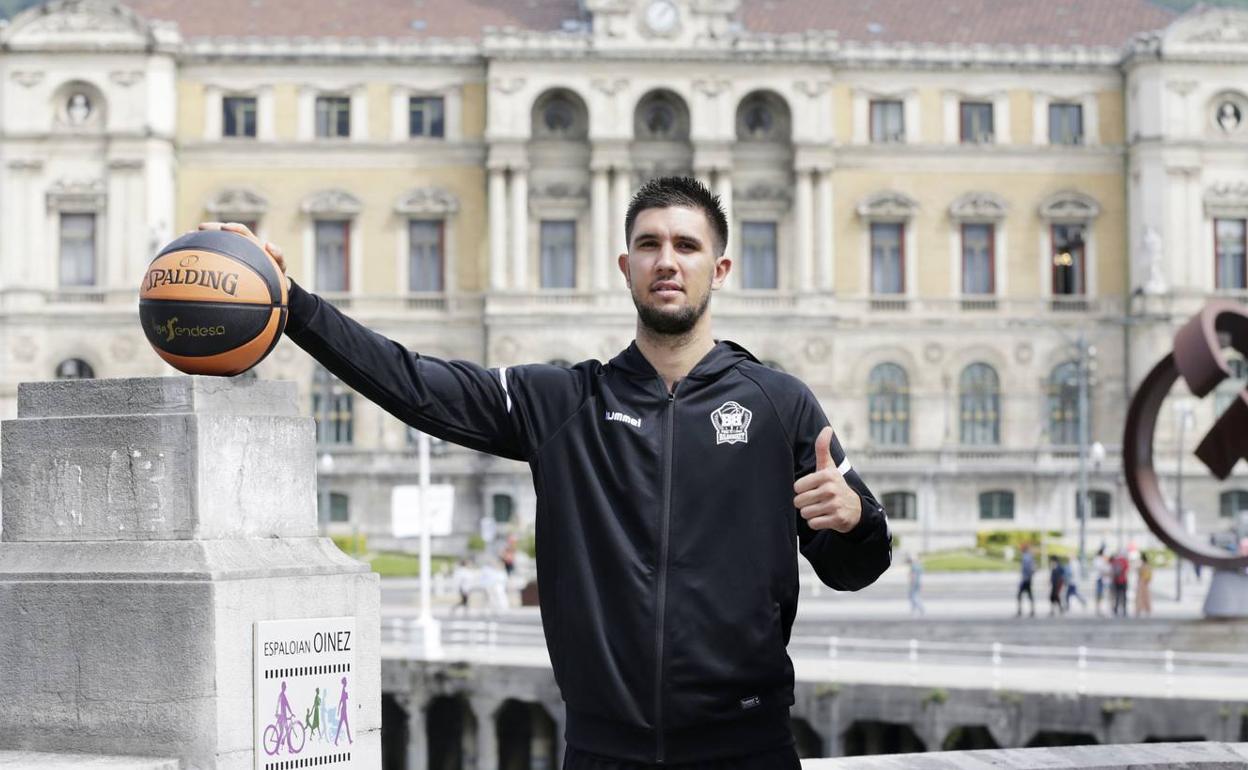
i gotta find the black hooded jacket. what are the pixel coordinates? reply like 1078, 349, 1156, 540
284, 280, 892, 763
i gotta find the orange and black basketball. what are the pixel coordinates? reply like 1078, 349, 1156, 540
139, 229, 288, 376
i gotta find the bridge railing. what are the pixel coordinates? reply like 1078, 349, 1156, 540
381, 618, 1248, 687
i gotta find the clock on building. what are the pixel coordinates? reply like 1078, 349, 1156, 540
644, 0, 679, 36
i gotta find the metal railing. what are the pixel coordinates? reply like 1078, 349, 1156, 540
381, 618, 1248, 687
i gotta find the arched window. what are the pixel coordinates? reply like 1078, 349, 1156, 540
492, 493, 515, 524
736, 91, 791, 142
868, 363, 910, 446
634, 90, 689, 141
1221, 489, 1248, 520
532, 90, 587, 140
55, 358, 94, 379
960, 363, 1000, 445
979, 490, 1014, 520
1215, 353, 1247, 417
882, 491, 917, 521
1048, 361, 1080, 445
312, 365, 353, 445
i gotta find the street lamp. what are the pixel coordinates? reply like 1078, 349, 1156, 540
1075, 333, 1096, 572
413, 429, 442, 658
1173, 399, 1196, 603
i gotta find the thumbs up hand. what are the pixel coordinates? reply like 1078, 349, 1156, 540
793, 427, 862, 533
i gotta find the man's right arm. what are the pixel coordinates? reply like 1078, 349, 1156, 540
285, 279, 530, 460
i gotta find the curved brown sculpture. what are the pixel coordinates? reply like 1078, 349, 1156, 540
1123, 300, 1248, 570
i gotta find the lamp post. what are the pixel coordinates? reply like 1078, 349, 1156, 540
1173, 400, 1195, 603
414, 429, 442, 658
1090, 440, 1106, 560
1075, 332, 1096, 572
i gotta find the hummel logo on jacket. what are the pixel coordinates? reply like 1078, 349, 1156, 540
284, 279, 893, 763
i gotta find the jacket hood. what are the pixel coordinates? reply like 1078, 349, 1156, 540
608, 339, 759, 382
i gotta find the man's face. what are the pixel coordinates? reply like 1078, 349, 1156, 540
618, 206, 730, 336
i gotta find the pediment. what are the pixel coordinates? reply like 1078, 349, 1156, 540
1162, 7, 1248, 56
396, 187, 460, 215
857, 191, 918, 220
301, 189, 362, 217
2, 0, 176, 52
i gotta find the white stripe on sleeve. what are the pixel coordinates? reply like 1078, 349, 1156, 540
837, 457, 852, 475
498, 366, 512, 413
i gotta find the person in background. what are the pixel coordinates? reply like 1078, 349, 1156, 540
907, 552, 925, 617
1111, 549, 1131, 617
1093, 545, 1111, 616
1048, 555, 1066, 617
1135, 553, 1153, 617
1016, 542, 1036, 618
1063, 556, 1087, 612
451, 558, 475, 616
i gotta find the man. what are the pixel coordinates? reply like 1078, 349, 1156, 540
201, 176, 891, 767
1016, 543, 1036, 618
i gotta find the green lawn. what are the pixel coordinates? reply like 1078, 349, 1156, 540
367, 551, 456, 578
922, 550, 1014, 572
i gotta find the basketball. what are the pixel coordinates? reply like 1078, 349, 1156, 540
139, 229, 288, 376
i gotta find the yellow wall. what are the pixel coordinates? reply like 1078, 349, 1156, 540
832, 171, 1127, 298
919, 88, 943, 143
832, 85, 852, 144
368, 83, 390, 142
177, 166, 489, 292
1098, 90, 1125, 145
274, 84, 299, 141
1009, 90, 1032, 145
461, 82, 487, 139
177, 81, 204, 144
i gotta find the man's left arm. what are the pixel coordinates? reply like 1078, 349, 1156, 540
790, 388, 892, 590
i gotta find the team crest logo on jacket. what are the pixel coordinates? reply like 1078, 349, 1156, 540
711, 401, 752, 445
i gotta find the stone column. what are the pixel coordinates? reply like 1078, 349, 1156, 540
714, 169, 736, 290
404, 695, 428, 770
816, 169, 835, 292
510, 167, 529, 291
489, 168, 508, 291
794, 168, 814, 292
0, 376, 381, 767
612, 167, 632, 253
469, 696, 501, 770
591, 167, 611, 290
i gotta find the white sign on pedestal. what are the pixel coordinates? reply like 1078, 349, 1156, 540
391, 483, 455, 538
254, 617, 357, 769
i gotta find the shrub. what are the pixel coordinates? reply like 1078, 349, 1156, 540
331, 533, 366, 556
467, 533, 486, 552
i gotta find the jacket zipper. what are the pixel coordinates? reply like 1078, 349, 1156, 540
654, 381, 678, 764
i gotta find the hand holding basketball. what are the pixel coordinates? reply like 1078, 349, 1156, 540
199, 221, 287, 280
793, 427, 862, 533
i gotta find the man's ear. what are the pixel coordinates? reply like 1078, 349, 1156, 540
711, 254, 732, 290
617, 253, 631, 287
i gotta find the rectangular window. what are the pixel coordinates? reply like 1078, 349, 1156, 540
222, 96, 257, 138
315, 96, 351, 138
409, 96, 445, 138
961, 223, 995, 294
408, 219, 444, 292
959, 101, 994, 144
540, 220, 576, 289
1215, 218, 1247, 290
882, 491, 917, 521
1048, 103, 1084, 145
328, 492, 350, 523
870, 222, 905, 294
1052, 224, 1087, 296
315, 219, 350, 292
741, 221, 778, 289
978, 491, 1015, 521
870, 100, 905, 143
59, 213, 96, 287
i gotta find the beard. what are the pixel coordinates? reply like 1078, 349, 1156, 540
631, 283, 711, 336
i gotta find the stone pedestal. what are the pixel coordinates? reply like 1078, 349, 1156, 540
0, 376, 380, 768
1203, 569, 1248, 618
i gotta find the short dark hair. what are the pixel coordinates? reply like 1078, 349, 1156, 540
625, 176, 728, 256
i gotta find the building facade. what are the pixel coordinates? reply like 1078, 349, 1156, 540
1, 0, 1246, 556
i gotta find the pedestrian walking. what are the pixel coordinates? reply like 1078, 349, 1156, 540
1048, 555, 1066, 616
1111, 549, 1130, 617
1016, 543, 1036, 617
907, 553, 925, 617
1135, 553, 1153, 616
201, 176, 892, 766
1093, 545, 1111, 616
1063, 557, 1087, 611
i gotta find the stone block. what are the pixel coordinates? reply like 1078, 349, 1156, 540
2, 378, 315, 542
